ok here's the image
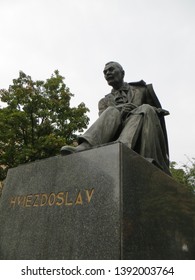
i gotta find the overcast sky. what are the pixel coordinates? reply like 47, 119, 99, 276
0, 0, 194, 167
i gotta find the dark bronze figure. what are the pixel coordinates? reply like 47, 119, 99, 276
61, 62, 170, 175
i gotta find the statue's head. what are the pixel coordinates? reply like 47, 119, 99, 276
103, 61, 125, 89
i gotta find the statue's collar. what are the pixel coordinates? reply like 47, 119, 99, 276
111, 82, 130, 95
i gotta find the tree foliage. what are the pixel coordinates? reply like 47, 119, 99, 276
170, 158, 195, 192
0, 70, 89, 180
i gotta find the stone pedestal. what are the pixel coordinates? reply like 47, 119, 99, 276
0, 143, 194, 259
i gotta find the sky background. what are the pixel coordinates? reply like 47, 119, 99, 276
0, 0, 194, 167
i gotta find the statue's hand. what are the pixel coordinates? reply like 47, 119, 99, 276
121, 103, 137, 113
155, 108, 170, 116
117, 103, 137, 119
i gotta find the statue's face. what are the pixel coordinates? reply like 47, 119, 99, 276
103, 63, 124, 88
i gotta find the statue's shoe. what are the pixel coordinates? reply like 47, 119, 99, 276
60, 146, 76, 155
61, 141, 92, 156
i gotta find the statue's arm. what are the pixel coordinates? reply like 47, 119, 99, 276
98, 98, 108, 116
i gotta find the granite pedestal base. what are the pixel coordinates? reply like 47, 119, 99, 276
0, 143, 194, 259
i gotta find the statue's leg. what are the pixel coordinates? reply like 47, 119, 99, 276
79, 106, 121, 145
118, 104, 170, 174
118, 113, 143, 150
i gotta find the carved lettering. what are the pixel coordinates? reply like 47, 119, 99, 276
10, 196, 17, 208
85, 188, 94, 203
48, 193, 56, 206
56, 192, 65, 206
9, 188, 94, 208
65, 192, 73, 206
75, 191, 83, 205
17, 196, 25, 207
25, 195, 33, 207
33, 194, 40, 207
40, 193, 48, 207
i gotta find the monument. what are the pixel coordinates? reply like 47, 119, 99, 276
61, 61, 170, 175
0, 62, 195, 259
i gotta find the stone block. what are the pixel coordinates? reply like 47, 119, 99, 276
0, 143, 194, 259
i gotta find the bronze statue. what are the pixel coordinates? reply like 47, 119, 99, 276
61, 62, 170, 175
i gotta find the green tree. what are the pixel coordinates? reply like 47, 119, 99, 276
0, 70, 89, 180
170, 158, 195, 192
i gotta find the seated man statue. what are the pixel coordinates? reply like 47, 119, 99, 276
61, 61, 170, 175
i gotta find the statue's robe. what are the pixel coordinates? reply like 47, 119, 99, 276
78, 81, 170, 175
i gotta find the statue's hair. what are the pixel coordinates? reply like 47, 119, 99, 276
105, 61, 124, 72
